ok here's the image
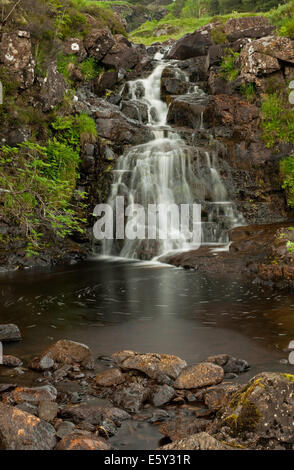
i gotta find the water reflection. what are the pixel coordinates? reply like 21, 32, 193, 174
0, 258, 294, 374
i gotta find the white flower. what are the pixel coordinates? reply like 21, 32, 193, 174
71, 43, 80, 51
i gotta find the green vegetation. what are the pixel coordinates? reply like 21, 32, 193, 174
57, 53, 104, 83
0, 112, 97, 256
280, 154, 294, 208
261, 93, 294, 148
240, 82, 256, 101
220, 49, 239, 82
266, 1, 294, 38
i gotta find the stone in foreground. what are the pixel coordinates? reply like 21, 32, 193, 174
95, 368, 125, 387
55, 433, 111, 450
174, 362, 224, 389
112, 350, 187, 381
35, 339, 94, 370
0, 403, 56, 450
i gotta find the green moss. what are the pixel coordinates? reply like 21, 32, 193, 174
261, 93, 294, 148
282, 373, 294, 382
240, 82, 256, 102
211, 26, 227, 44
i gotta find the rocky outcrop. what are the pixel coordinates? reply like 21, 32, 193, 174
40, 62, 68, 111
102, 35, 143, 70
167, 24, 214, 60
174, 363, 224, 389
213, 372, 294, 449
223, 16, 275, 41
0, 30, 35, 88
84, 28, 115, 61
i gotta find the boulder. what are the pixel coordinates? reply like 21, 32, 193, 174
224, 16, 275, 41
167, 94, 210, 129
152, 384, 175, 407
2, 355, 23, 367
102, 35, 140, 70
33, 339, 94, 370
167, 25, 213, 60
60, 404, 130, 426
215, 373, 294, 449
112, 350, 187, 381
160, 67, 190, 101
0, 403, 56, 450
160, 432, 232, 450
95, 368, 125, 387
195, 383, 241, 411
55, 420, 76, 439
120, 100, 149, 123
38, 401, 59, 422
112, 383, 149, 413
55, 433, 111, 450
0, 323, 21, 342
240, 43, 280, 77
245, 35, 294, 64
84, 28, 114, 61
0, 30, 35, 88
174, 362, 224, 389
93, 99, 153, 146
205, 354, 249, 374
93, 70, 118, 96
40, 62, 68, 112
3, 385, 57, 405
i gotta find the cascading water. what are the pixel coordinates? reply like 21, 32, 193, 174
103, 59, 244, 260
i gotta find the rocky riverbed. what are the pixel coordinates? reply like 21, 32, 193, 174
0, 325, 293, 450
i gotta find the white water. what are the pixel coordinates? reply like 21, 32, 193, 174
103, 60, 244, 260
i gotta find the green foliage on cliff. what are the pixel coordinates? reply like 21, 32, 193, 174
220, 49, 239, 81
266, 0, 294, 38
0, 112, 96, 255
261, 93, 294, 148
280, 155, 294, 208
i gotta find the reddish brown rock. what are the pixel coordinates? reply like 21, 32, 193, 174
0, 403, 56, 450
174, 363, 224, 389
3, 385, 57, 405
36, 339, 94, 369
112, 350, 187, 381
2, 355, 23, 367
158, 417, 209, 441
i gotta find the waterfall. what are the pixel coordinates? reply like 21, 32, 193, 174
102, 60, 244, 260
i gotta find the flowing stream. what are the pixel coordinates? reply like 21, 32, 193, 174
103, 60, 244, 259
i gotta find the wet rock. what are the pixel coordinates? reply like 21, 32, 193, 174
0, 30, 35, 88
40, 62, 68, 112
3, 385, 57, 405
60, 404, 130, 426
160, 67, 190, 101
206, 45, 225, 68
84, 28, 114, 61
205, 354, 250, 375
112, 382, 149, 413
158, 416, 209, 441
55, 433, 111, 450
0, 384, 16, 393
38, 401, 59, 422
167, 25, 213, 60
0, 403, 56, 450
149, 409, 170, 423
121, 100, 149, 123
93, 70, 118, 96
102, 34, 141, 70
160, 432, 232, 450
36, 339, 94, 370
95, 368, 125, 387
93, 99, 153, 146
112, 350, 187, 381
167, 93, 210, 129
0, 323, 21, 342
56, 420, 76, 439
152, 384, 175, 407
224, 16, 275, 41
2, 355, 23, 367
214, 372, 294, 449
174, 363, 224, 390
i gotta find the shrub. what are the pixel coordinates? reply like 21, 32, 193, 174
280, 154, 294, 208
220, 49, 240, 82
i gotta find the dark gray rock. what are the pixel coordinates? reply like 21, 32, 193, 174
0, 324, 21, 342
